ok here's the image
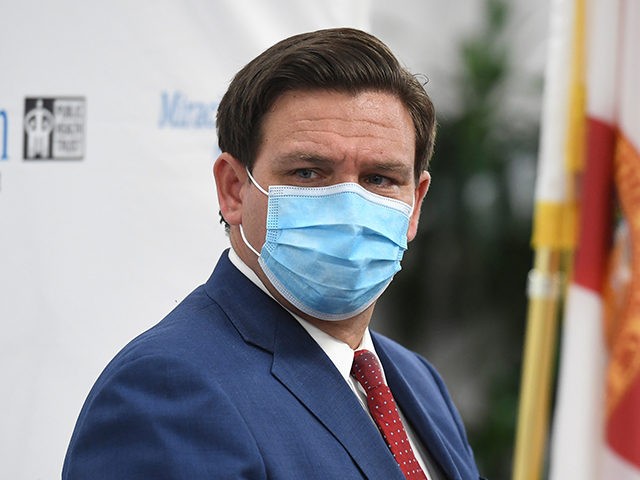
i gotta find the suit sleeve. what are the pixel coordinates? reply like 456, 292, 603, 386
63, 354, 266, 480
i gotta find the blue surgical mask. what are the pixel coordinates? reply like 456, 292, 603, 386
240, 169, 413, 321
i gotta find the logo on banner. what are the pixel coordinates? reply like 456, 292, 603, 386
23, 97, 86, 160
158, 90, 217, 129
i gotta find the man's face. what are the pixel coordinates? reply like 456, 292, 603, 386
241, 89, 427, 252
221, 88, 430, 323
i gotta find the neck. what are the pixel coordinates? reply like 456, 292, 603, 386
301, 312, 372, 350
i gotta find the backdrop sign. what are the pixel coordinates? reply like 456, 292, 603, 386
0, 1, 369, 477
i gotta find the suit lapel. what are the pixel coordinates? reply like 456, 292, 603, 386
270, 320, 405, 480
206, 252, 404, 479
374, 340, 463, 480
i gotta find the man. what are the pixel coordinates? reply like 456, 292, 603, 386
63, 28, 482, 479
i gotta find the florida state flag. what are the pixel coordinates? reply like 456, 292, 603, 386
549, 0, 640, 478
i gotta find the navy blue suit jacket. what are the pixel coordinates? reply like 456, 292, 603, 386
63, 251, 481, 479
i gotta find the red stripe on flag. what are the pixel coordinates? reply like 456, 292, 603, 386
607, 374, 640, 468
573, 117, 616, 292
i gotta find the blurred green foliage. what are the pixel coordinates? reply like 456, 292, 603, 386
376, 0, 542, 478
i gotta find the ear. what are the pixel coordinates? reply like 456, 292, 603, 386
213, 152, 246, 226
407, 170, 431, 242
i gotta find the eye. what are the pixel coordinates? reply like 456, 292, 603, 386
295, 168, 317, 180
366, 174, 392, 186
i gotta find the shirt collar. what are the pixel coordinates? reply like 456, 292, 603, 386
227, 246, 378, 383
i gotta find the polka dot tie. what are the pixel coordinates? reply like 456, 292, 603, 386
351, 349, 428, 480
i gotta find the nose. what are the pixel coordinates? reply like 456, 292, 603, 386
330, 160, 362, 185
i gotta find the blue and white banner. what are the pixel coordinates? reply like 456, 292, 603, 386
0, 1, 370, 477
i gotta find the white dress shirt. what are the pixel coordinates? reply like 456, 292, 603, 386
228, 248, 434, 478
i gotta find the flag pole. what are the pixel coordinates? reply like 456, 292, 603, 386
512, 248, 563, 480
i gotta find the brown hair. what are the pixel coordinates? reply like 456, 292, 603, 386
216, 27, 436, 179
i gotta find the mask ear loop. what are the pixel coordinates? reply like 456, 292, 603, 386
246, 167, 269, 196
239, 167, 269, 257
239, 224, 261, 257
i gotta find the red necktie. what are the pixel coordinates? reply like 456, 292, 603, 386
351, 349, 428, 480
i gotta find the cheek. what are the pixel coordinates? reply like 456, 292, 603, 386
406, 207, 422, 242
406, 219, 418, 242
406, 171, 430, 242
242, 191, 269, 242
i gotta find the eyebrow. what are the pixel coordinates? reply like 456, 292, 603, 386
273, 152, 335, 168
274, 152, 412, 175
372, 162, 412, 174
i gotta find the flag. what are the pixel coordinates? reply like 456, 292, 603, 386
549, 0, 640, 478
599, 0, 640, 473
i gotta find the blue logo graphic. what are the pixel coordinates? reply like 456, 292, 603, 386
0, 109, 7, 160
158, 91, 218, 129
